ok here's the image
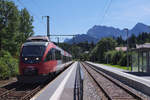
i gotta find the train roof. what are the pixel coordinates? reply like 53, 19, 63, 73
23, 42, 49, 46
26, 36, 49, 42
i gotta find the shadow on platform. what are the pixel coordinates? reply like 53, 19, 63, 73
125, 72, 150, 77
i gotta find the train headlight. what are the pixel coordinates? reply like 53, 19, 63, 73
24, 58, 28, 60
36, 57, 39, 60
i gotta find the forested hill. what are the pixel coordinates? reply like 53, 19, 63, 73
0, 0, 34, 79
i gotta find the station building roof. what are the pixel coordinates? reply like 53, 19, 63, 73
115, 47, 127, 51
131, 43, 150, 51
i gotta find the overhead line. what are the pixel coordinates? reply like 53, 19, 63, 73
100, 0, 112, 25
17, 0, 34, 16
16, 0, 44, 24
50, 35, 76, 36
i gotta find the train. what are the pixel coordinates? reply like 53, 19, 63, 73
17, 36, 72, 83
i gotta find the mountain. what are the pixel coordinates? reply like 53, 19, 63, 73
87, 25, 123, 39
87, 22, 150, 39
64, 23, 150, 44
130, 23, 150, 36
64, 34, 99, 44
64, 38, 70, 43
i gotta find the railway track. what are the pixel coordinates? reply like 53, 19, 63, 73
81, 62, 147, 100
0, 62, 74, 100
0, 83, 41, 100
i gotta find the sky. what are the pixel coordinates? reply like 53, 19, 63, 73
13, 0, 150, 42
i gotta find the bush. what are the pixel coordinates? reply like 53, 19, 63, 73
118, 52, 127, 66
105, 50, 127, 65
0, 51, 18, 79
105, 50, 132, 67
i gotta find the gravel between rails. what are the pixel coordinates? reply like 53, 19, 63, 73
81, 63, 108, 100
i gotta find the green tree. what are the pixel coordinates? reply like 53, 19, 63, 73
0, 50, 18, 79
0, 0, 20, 55
105, 50, 124, 65
136, 32, 150, 44
128, 34, 137, 48
90, 37, 117, 63
71, 44, 82, 59
17, 8, 34, 43
116, 36, 125, 46
0, 0, 34, 56
0, 0, 34, 79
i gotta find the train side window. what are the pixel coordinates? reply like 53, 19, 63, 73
62, 55, 65, 62
45, 48, 55, 61
51, 48, 55, 60
45, 50, 53, 61
64, 56, 66, 62
55, 50, 61, 60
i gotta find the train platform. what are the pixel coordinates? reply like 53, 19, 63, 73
31, 62, 78, 100
86, 61, 150, 96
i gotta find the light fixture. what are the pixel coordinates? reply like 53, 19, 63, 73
36, 57, 39, 60
24, 58, 28, 60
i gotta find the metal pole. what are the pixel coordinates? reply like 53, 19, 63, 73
57, 37, 59, 44
124, 28, 129, 70
42, 16, 50, 40
47, 16, 50, 40
107, 41, 109, 64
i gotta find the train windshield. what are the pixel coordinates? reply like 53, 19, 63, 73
22, 45, 46, 57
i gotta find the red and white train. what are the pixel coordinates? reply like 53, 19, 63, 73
17, 36, 72, 83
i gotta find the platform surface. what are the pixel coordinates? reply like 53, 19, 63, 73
31, 62, 78, 100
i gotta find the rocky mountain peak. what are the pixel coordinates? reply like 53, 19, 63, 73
64, 22, 150, 44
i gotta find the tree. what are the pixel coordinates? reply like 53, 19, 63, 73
116, 36, 125, 46
0, 0, 34, 56
90, 37, 117, 63
136, 32, 150, 44
128, 34, 137, 48
0, 0, 34, 79
105, 50, 124, 65
0, 0, 20, 55
17, 8, 34, 43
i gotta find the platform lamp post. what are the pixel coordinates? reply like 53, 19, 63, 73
124, 28, 129, 70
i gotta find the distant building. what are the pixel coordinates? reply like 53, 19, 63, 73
115, 47, 127, 52
84, 51, 89, 54
136, 43, 150, 49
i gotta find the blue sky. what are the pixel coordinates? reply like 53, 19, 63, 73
14, 0, 150, 42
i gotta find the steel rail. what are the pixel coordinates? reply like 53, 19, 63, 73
81, 62, 147, 100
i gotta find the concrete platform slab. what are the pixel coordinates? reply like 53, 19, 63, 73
31, 62, 78, 100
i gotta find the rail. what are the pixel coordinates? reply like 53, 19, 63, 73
81, 62, 147, 100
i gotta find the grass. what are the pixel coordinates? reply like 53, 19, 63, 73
103, 64, 131, 71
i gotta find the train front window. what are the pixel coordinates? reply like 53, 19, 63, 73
22, 45, 46, 57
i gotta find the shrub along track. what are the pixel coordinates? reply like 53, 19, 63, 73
0, 62, 74, 100
81, 62, 148, 100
